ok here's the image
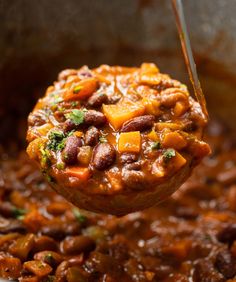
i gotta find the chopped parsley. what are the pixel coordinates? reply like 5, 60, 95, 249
73, 208, 87, 223
47, 131, 66, 152
39, 147, 51, 168
44, 253, 54, 264
13, 208, 27, 219
71, 101, 79, 107
65, 109, 85, 125
56, 162, 65, 170
151, 141, 161, 150
163, 148, 176, 161
73, 85, 83, 94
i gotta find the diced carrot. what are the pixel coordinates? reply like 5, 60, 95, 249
23, 261, 52, 277
63, 78, 98, 101
73, 131, 83, 137
147, 130, 159, 141
118, 132, 141, 153
142, 97, 160, 116
162, 132, 187, 150
0, 257, 22, 279
65, 167, 91, 182
102, 101, 145, 130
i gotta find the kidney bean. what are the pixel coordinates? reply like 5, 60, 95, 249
63, 119, 77, 132
119, 153, 138, 164
34, 251, 63, 267
84, 127, 100, 146
87, 92, 108, 108
92, 143, 116, 170
217, 167, 236, 185
121, 115, 155, 132
62, 136, 82, 165
217, 224, 236, 244
33, 236, 58, 253
28, 110, 47, 126
85, 252, 122, 276
122, 168, 146, 190
66, 266, 88, 282
193, 260, 225, 282
0, 219, 26, 234
41, 222, 81, 240
215, 249, 236, 279
84, 110, 106, 127
61, 235, 95, 255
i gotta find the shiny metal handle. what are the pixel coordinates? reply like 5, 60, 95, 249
171, 0, 209, 120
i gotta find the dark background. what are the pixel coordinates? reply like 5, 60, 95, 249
1, 0, 236, 146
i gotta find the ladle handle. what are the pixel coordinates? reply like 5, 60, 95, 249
171, 0, 209, 120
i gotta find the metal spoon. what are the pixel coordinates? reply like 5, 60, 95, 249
171, 0, 209, 120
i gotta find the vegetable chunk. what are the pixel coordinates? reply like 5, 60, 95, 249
118, 132, 141, 153
102, 101, 145, 130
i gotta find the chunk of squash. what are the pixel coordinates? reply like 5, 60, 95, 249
102, 101, 145, 130
162, 132, 187, 150
63, 78, 98, 101
65, 167, 90, 182
118, 131, 141, 153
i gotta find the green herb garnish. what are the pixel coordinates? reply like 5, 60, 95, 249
46, 276, 56, 282
73, 85, 83, 94
56, 162, 65, 170
47, 131, 66, 152
39, 147, 51, 168
71, 101, 79, 107
65, 109, 85, 125
44, 253, 54, 264
13, 208, 27, 219
163, 148, 176, 161
151, 141, 161, 150
73, 208, 87, 223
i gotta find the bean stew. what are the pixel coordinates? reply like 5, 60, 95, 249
26, 63, 210, 215
0, 119, 235, 281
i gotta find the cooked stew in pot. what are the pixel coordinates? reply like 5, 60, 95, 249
0, 119, 235, 281
26, 63, 210, 215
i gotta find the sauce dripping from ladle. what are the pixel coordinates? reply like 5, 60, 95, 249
171, 0, 209, 120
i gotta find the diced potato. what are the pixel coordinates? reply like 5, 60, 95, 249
102, 101, 145, 130
63, 78, 98, 101
118, 132, 141, 153
147, 130, 159, 141
65, 167, 91, 182
142, 97, 160, 116
162, 132, 187, 150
